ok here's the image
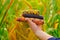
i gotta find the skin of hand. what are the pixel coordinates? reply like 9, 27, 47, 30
25, 18, 53, 40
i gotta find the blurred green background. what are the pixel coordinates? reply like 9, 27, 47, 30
0, 0, 60, 40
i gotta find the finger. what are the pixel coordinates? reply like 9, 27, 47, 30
25, 18, 30, 21
32, 19, 44, 25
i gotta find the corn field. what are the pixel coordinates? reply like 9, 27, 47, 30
0, 0, 60, 40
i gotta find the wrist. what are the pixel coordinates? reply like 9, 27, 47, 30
35, 29, 53, 40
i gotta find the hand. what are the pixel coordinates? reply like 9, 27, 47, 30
25, 18, 44, 30
25, 18, 53, 40
16, 17, 44, 30
17, 18, 53, 40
